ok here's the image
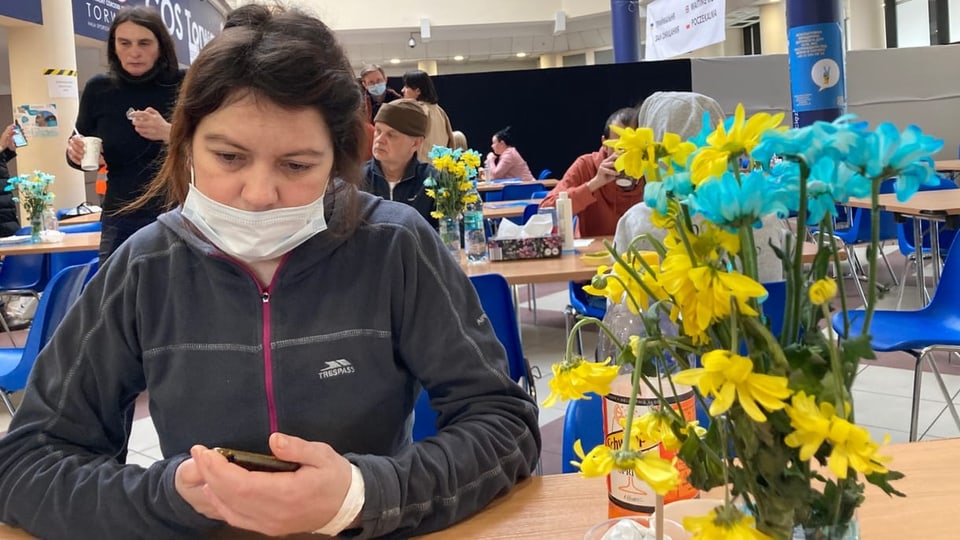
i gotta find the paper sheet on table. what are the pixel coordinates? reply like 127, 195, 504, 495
573, 239, 595, 248
494, 214, 554, 240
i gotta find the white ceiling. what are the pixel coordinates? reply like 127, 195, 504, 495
224, 0, 765, 71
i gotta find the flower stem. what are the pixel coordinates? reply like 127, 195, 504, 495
621, 340, 646, 451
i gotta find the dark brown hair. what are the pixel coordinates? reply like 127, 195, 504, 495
107, 6, 179, 82
133, 4, 365, 236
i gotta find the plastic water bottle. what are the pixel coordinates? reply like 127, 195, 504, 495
463, 187, 488, 263
556, 191, 575, 252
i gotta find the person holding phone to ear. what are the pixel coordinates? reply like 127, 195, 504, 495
0, 123, 23, 237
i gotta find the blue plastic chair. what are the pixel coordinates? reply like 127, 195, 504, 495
895, 177, 958, 308
0, 229, 50, 345
829, 179, 899, 305
832, 242, 960, 441
564, 281, 606, 355
469, 273, 537, 399
0, 261, 92, 415
501, 182, 545, 201
538, 169, 553, 180
531, 190, 550, 200
413, 274, 538, 442
561, 393, 603, 473
49, 222, 101, 279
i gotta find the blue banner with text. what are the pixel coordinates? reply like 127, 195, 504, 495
72, 0, 223, 65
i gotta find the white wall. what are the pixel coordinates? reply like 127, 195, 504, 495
690, 44, 960, 160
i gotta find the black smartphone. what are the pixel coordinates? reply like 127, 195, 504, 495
213, 447, 300, 473
11, 122, 27, 148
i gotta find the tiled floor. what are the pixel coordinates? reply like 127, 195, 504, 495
2, 251, 958, 476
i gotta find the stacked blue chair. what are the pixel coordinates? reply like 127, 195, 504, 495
500, 182, 545, 201
895, 177, 958, 308
832, 243, 960, 441
561, 393, 603, 473
0, 261, 93, 415
0, 227, 49, 346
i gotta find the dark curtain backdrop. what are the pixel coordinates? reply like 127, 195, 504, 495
399, 59, 692, 180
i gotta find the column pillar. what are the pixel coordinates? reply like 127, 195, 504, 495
760, 1, 788, 54
8, 0, 86, 217
417, 60, 438, 75
786, 0, 846, 127
539, 54, 561, 69
610, 0, 639, 63
848, 0, 886, 49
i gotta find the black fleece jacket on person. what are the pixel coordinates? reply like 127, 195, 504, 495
69, 71, 184, 219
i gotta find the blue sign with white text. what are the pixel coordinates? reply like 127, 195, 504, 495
788, 23, 846, 113
71, 0, 223, 66
0, 0, 43, 24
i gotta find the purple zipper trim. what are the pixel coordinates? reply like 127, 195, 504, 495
212, 252, 291, 434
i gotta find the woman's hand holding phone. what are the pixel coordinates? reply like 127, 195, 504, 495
175, 432, 354, 536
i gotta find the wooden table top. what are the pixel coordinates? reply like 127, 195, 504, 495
483, 199, 545, 220
421, 437, 960, 539
847, 190, 960, 216
1, 425, 949, 539
0, 232, 100, 256
476, 179, 558, 192
935, 159, 960, 172
461, 238, 608, 285
58, 212, 102, 225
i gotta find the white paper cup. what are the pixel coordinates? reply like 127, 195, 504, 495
81, 136, 103, 171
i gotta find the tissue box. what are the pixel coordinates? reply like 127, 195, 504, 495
486, 235, 563, 261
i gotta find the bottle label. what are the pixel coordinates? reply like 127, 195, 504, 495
602, 375, 698, 514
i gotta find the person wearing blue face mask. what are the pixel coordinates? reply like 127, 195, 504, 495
0, 5, 540, 539
359, 64, 401, 125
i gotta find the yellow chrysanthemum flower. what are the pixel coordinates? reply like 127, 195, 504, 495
629, 410, 684, 451
826, 418, 891, 479
809, 278, 838, 305
660, 131, 697, 172
541, 356, 621, 408
571, 440, 680, 494
683, 507, 773, 540
673, 350, 792, 422
690, 103, 785, 185
784, 392, 890, 479
583, 257, 666, 314
606, 125, 659, 180
657, 253, 767, 343
429, 210, 443, 219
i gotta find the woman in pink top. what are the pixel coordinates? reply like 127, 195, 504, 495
484, 126, 534, 181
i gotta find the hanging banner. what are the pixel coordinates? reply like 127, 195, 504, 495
0, 0, 42, 24
645, 0, 726, 61
71, 0, 224, 65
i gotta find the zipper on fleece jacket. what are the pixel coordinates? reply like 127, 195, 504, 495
212, 253, 289, 434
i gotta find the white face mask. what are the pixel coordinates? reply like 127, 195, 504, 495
181, 180, 328, 263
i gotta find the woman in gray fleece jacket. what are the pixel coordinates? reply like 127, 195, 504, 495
0, 6, 540, 539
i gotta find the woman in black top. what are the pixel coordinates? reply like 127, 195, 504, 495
0, 124, 21, 237
66, 6, 184, 264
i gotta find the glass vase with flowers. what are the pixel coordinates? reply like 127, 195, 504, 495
5, 170, 55, 243
424, 145, 482, 253
544, 105, 943, 539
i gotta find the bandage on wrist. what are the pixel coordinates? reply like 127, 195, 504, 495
312, 464, 365, 536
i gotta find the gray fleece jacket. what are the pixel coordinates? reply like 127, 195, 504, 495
0, 183, 541, 539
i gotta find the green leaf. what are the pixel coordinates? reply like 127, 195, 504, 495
866, 470, 907, 497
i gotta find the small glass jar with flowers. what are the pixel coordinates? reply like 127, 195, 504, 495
5, 170, 55, 243
424, 145, 482, 252
544, 105, 943, 539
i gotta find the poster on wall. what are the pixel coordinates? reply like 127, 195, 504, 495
788, 23, 846, 114
71, 0, 224, 65
16, 105, 60, 139
645, 0, 726, 61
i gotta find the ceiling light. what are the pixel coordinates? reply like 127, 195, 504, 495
389, 58, 401, 64
408, 33, 417, 48
453, 55, 464, 61
516, 52, 527, 58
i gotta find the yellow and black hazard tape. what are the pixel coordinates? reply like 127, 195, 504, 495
43, 69, 77, 76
